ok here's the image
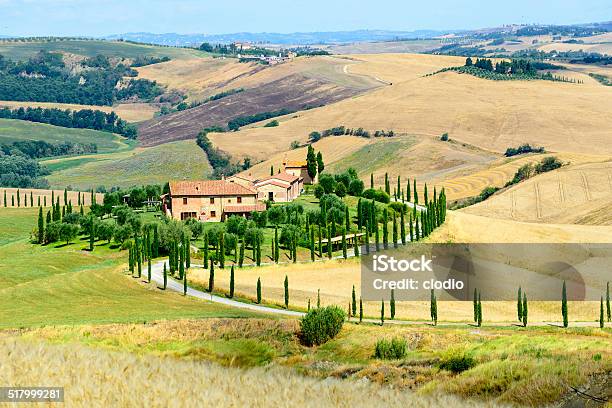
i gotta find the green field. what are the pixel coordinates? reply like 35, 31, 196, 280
46, 140, 212, 190
0, 39, 205, 61
0, 119, 132, 153
0, 207, 261, 328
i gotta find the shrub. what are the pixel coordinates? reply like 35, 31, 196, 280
264, 120, 279, 127
438, 350, 477, 373
440, 133, 449, 141
313, 184, 325, 199
300, 306, 345, 346
388, 202, 407, 213
374, 337, 407, 359
362, 188, 390, 204
348, 179, 364, 196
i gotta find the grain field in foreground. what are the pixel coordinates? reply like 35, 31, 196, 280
0, 338, 503, 408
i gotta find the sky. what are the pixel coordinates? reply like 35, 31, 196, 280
0, 0, 610, 37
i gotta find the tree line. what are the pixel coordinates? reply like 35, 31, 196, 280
0, 106, 137, 138
1, 139, 96, 159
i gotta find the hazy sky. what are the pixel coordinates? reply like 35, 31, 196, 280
0, 0, 610, 37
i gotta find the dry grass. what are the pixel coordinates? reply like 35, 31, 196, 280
0, 100, 158, 122
186, 258, 601, 323
0, 337, 499, 407
0, 188, 103, 208
462, 161, 612, 224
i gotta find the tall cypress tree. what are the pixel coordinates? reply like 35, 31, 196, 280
229, 265, 235, 298
562, 281, 568, 328
345, 206, 350, 231
473, 288, 478, 323
430, 289, 437, 326
342, 227, 347, 259
185, 236, 191, 269
309, 228, 315, 261
400, 209, 406, 245
179, 240, 185, 280
384, 173, 390, 195
256, 236, 262, 266
375, 220, 380, 251
392, 212, 398, 249
359, 298, 363, 323
409, 214, 414, 242
380, 299, 385, 326
3, 190, 6, 207
424, 183, 429, 205
600, 296, 604, 328
152, 225, 159, 258
370, 173, 374, 189
30, 192, 33, 207
365, 220, 370, 255
203, 232, 209, 269
382, 208, 388, 249
147, 237, 152, 283
477, 292, 482, 327
396, 176, 401, 200
239, 238, 245, 267
357, 199, 362, 229
353, 232, 360, 257
183, 267, 187, 295
317, 289, 321, 308
208, 262, 215, 292
390, 289, 395, 320
275, 227, 280, 263
256, 277, 262, 303
37, 206, 44, 244
413, 179, 418, 204
327, 224, 333, 259
16, 189, 20, 207
284, 275, 289, 308
219, 231, 225, 268
163, 262, 167, 290
318, 224, 322, 257
351, 285, 357, 316
136, 236, 142, 278
522, 292, 528, 327
517, 287, 523, 321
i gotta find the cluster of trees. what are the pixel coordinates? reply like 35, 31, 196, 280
466, 57, 540, 75
228, 108, 296, 131
308, 126, 395, 142
0, 106, 137, 138
0, 51, 162, 106
196, 127, 251, 179
130, 56, 171, 67
504, 143, 545, 157
315, 168, 364, 199
0, 154, 50, 188
97, 184, 163, 214
1, 140, 97, 159
506, 156, 563, 186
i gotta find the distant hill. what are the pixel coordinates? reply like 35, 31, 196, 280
105, 30, 450, 46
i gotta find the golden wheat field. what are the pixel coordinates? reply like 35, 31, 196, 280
0, 187, 103, 208
462, 161, 612, 224
0, 337, 502, 408
0, 100, 158, 122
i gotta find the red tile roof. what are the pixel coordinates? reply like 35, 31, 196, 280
255, 172, 301, 185
170, 180, 257, 196
224, 203, 267, 213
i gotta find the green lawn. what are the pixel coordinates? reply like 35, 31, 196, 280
0, 39, 206, 61
46, 140, 212, 190
0, 208, 262, 328
0, 119, 131, 153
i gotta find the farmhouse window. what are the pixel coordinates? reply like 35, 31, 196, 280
210, 197, 215, 204
210, 211, 216, 218
183, 197, 188, 205
237, 197, 242, 203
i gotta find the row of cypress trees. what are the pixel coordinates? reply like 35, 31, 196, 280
3, 188, 94, 208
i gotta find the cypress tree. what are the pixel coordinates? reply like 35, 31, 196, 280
274, 227, 279, 263
147, 244, 152, 283
473, 288, 478, 323
413, 180, 418, 204
600, 296, 604, 328
128, 246, 134, 274
51, 191, 54, 208
517, 287, 523, 321
44, 196, 47, 207
359, 298, 363, 323
203, 232, 209, 269
384, 173, 389, 195
257, 236, 262, 266
256, 277, 261, 303
397, 176, 401, 201
310, 228, 315, 261
270, 165, 274, 176
430, 289, 437, 326
37, 206, 44, 244
16, 189, 20, 207
318, 225, 322, 257
89, 220, 95, 251
400, 209, 406, 245
179, 240, 185, 279
477, 292, 482, 327
327, 225, 333, 259
3, 190, 5, 207
235, 240, 238, 263
365, 220, 370, 254
342, 228, 347, 259
392, 212, 398, 249
63, 188, 67, 206
208, 262, 215, 292
183, 267, 187, 295
352, 285, 357, 316
163, 262, 167, 290
562, 281, 568, 328
136, 236, 142, 278
390, 289, 395, 320
317, 289, 321, 308
353, 232, 359, 257
409, 214, 414, 242
382, 208, 388, 249
37, 196, 40, 207
348, 303, 351, 319
152, 225, 159, 258
284, 275, 289, 308
185, 236, 191, 269
424, 183, 429, 205
606, 282, 610, 322
30, 192, 33, 207
307, 299, 311, 311
219, 231, 225, 268
522, 292, 528, 327
380, 300, 385, 326
229, 265, 235, 298
415, 217, 420, 241
406, 179, 411, 202
239, 239, 245, 267
370, 173, 374, 189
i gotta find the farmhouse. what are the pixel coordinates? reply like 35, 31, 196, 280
167, 180, 265, 222
253, 173, 303, 203
283, 159, 318, 184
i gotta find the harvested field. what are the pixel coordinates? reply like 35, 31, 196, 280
462, 161, 612, 224
0, 188, 103, 208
